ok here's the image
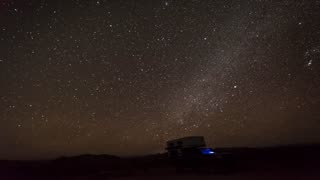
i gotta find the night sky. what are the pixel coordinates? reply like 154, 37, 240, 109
1, 0, 320, 159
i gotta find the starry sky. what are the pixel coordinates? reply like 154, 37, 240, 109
0, 0, 320, 159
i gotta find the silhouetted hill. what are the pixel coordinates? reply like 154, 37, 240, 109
54, 154, 119, 163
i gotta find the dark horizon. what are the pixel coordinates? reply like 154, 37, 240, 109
1, 0, 320, 160
2, 141, 320, 161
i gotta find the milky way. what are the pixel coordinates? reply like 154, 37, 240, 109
0, 0, 320, 159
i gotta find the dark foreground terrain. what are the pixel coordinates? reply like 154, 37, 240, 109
1, 145, 320, 180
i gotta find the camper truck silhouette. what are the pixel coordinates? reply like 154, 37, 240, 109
166, 136, 215, 158
166, 136, 234, 173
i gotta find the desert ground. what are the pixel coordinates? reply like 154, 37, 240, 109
1, 145, 319, 180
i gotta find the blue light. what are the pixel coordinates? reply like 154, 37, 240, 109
200, 148, 215, 155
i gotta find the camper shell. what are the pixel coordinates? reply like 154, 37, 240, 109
166, 136, 214, 158
166, 136, 206, 150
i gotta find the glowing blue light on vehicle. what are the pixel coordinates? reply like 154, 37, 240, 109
200, 148, 215, 155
